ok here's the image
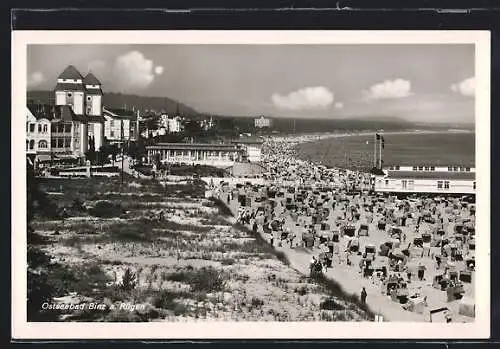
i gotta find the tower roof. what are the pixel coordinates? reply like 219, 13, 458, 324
57, 65, 84, 80
83, 72, 101, 86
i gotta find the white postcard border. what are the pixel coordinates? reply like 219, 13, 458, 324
12, 30, 491, 339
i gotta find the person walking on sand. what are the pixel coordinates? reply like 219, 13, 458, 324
361, 287, 367, 304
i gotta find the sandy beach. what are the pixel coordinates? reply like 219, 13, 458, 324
211, 133, 476, 322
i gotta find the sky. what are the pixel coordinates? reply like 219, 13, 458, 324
27, 44, 475, 123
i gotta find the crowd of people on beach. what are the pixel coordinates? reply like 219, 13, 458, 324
209, 135, 476, 322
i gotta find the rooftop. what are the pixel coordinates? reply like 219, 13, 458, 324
27, 103, 86, 122
231, 137, 264, 145
57, 65, 84, 80
87, 115, 106, 123
55, 105, 86, 122
83, 72, 101, 86
146, 143, 242, 151
103, 108, 137, 120
385, 170, 476, 180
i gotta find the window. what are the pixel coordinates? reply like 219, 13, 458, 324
110, 131, 115, 138
412, 166, 417, 171
385, 180, 389, 186
466, 167, 471, 172
87, 96, 92, 101
444, 181, 450, 189
418, 166, 424, 171
38, 140, 48, 149
453, 166, 458, 172
64, 124, 72, 133
437, 181, 443, 189
51, 139, 56, 148
38, 124, 42, 133
424, 166, 429, 171
29, 140, 34, 150
448, 166, 452, 171
57, 139, 64, 148
170, 150, 175, 157
29, 123, 35, 133
64, 138, 71, 148
431, 166, 435, 171
67, 92, 73, 98
26, 140, 29, 150
43, 124, 48, 133
395, 166, 400, 170
473, 181, 476, 190
401, 180, 408, 189
408, 180, 414, 190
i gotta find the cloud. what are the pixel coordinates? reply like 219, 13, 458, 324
451, 77, 475, 97
334, 102, 344, 109
114, 51, 156, 90
271, 86, 334, 111
154, 66, 164, 75
27, 71, 45, 87
364, 79, 413, 100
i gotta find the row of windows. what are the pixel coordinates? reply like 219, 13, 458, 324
53, 124, 72, 133
27, 123, 73, 134
436, 181, 450, 189
26, 140, 48, 150
381, 179, 476, 190
51, 138, 72, 149
447, 166, 471, 172
27, 123, 48, 133
389, 165, 472, 172
412, 166, 436, 171
63, 92, 95, 102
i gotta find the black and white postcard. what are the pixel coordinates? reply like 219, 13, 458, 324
12, 30, 490, 339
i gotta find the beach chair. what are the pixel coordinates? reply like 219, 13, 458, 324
413, 236, 423, 248
363, 244, 377, 261
358, 224, 369, 237
332, 232, 340, 243
446, 283, 465, 302
427, 307, 452, 323
458, 297, 475, 318
379, 243, 390, 257
459, 270, 472, 283
466, 258, 475, 271
343, 225, 356, 238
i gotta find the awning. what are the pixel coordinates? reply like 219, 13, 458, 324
55, 154, 78, 160
36, 155, 52, 162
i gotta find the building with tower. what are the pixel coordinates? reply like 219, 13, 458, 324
53, 65, 105, 153
254, 116, 272, 129
26, 65, 108, 167
83, 72, 105, 151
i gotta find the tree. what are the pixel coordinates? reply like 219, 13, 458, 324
100, 143, 119, 162
120, 268, 137, 291
183, 120, 202, 138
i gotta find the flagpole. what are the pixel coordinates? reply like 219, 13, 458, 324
378, 134, 383, 169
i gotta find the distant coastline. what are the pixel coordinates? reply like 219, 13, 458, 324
286, 129, 475, 172
272, 128, 474, 146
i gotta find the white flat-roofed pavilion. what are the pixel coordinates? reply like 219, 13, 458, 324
374, 164, 476, 195
146, 143, 244, 168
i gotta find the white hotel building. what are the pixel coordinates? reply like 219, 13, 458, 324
374, 165, 476, 195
